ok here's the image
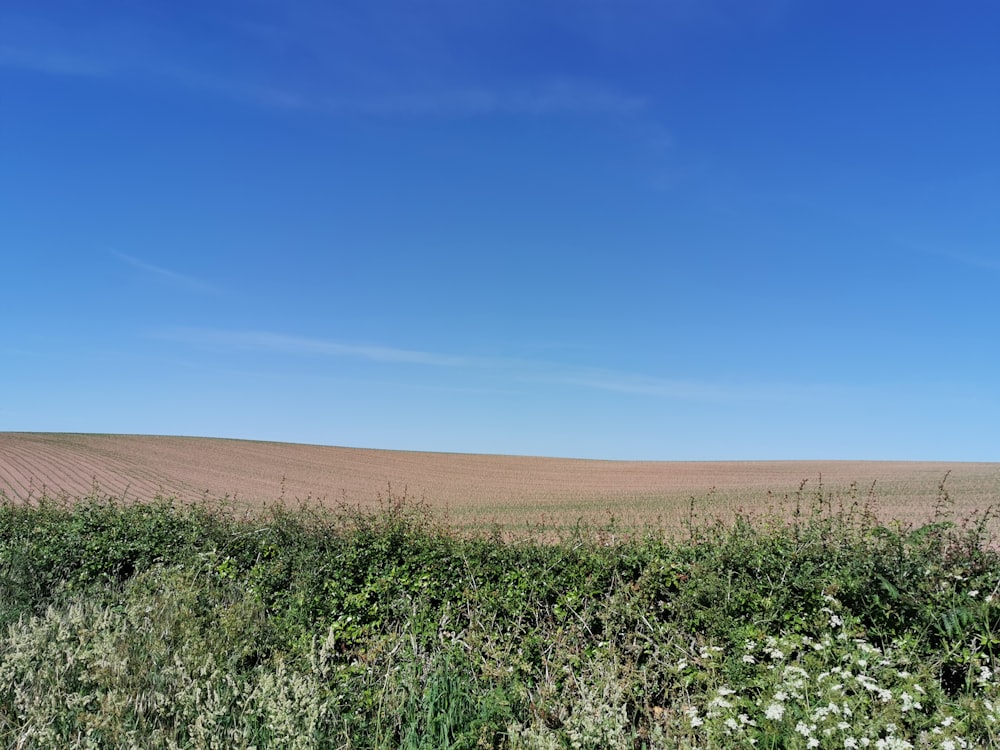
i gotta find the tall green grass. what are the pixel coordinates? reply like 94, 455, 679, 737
1, 480, 998, 748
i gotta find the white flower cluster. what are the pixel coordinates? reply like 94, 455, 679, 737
667, 620, 1000, 750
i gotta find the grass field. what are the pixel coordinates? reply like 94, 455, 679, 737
2, 432, 998, 535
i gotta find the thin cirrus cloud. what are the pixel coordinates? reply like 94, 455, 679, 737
0, 3, 650, 121
535, 367, 837, 403
113, 252, 221, 294
0, 43, 109, 77
123, 69, 648, 120
295, 81, 647, 118
167, 329, 482, 368
893, 237, 1000, 274
164, 328, 807, 403
0, 23, 644, 120
926, 249, 1000, 274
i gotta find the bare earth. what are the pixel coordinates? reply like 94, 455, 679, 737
2, 432, 998, 534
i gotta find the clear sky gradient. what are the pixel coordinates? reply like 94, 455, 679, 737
3, 1, 998, 460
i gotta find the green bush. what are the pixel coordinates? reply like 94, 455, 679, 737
1, 481, 998, 748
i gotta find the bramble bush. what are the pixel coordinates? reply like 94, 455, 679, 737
1, 479, 998, 748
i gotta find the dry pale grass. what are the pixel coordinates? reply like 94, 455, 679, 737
1, 432, 998, 534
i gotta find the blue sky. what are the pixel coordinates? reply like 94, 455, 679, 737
2, 1, 998, 460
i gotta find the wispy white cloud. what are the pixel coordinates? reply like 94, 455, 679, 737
941, 252, 1000, 273
1, 8, 646, 120
163, 328, 830, 403
0, 43, 109, 77
6, 47, 646, 121
113, 252, 221, 294
166, 329, 481, 367
532, 366, 841, 403
543, 369, 740, 400
893, 237, 1000, 273
141, 71, 647, 119
311, 81, 647, 118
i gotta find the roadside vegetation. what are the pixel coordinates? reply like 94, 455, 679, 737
2, 478, 999, 748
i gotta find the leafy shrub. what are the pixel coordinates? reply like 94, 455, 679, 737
1, 480, 998, 748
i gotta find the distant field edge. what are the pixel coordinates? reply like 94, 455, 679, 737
2, 432, 998, 534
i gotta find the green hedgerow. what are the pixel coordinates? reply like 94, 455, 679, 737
1, 481, 998, 748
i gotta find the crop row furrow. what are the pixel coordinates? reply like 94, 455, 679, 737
11, 440, 110, 498
0, 445, 59, 500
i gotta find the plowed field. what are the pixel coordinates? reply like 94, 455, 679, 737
2, 432, 998, 533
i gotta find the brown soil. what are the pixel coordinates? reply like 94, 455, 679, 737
2, 432, 998, 533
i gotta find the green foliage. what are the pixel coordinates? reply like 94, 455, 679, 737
1, 478, 999, 748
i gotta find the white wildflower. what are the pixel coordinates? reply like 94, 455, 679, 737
875, 737, 912, 749
765, 702, 785, 721
685, 706, 703, 728
900, 691, 922, 712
